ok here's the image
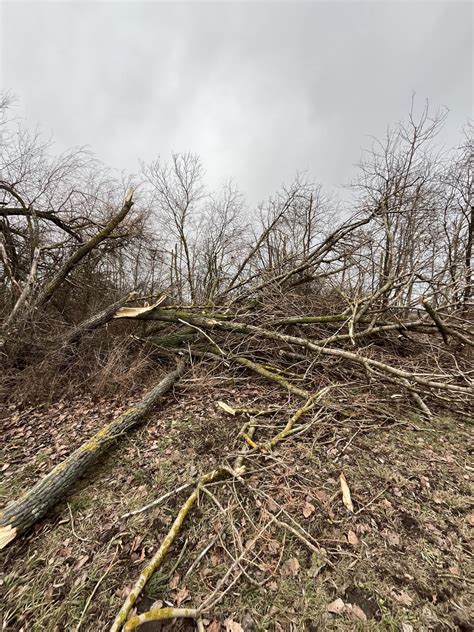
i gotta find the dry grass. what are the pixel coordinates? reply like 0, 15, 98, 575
1, 370, 472, 631
0, 318, 159, 406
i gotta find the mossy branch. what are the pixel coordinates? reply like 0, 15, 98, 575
110, 466, 243, 632
123, 608, 199, 632
0, 361, 185, 548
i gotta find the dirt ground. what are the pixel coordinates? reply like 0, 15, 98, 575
1, 371, 473, 631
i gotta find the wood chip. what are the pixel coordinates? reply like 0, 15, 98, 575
339, 472, 354, 512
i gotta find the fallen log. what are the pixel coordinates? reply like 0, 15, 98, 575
0, 360, 186, 549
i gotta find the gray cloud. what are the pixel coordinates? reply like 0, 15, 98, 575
1, 1, 472, 204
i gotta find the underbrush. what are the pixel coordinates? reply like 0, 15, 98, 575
1, 319, 161, 405
1, 375, 472, 631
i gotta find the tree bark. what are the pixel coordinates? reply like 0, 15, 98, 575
60, 291, 138, 347
0, 360, 185, 549
35, 188, 135, 307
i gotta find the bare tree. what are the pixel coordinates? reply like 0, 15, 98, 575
197, 181, 246, 303
142, 153, 206, 302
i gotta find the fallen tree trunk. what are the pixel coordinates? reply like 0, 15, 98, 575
60, 291, 139, 347
0, 360, 185, 549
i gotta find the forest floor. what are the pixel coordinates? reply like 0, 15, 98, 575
1, 368, 473, 632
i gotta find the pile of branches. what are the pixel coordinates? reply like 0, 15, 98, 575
1, 280, 472, 628
1, 98, 472, 629
1, 270, 472, 538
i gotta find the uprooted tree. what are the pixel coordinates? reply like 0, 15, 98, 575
0, 97, 472, 627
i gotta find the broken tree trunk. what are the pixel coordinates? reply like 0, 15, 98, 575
0, 360, 185, 549
60, 291, 139, 347
35, 188, 135, 307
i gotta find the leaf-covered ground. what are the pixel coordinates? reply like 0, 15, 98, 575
1, 372, 472, 631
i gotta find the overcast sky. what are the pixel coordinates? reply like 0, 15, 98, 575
1, 1, 472, 205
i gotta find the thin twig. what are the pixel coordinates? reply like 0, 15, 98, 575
121, 483, 192, 519
76, 556, 117, 631
68, 503, 88, 543
184, 535, 218, 579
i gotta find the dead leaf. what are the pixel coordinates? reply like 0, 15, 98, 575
282, 557, 300, 576
74, 570, 88, 587
382, 499, 393, 509
385, 530, 400, 546
175, 586, 190, 606
327, 598, 345, 614
241, 614, 255, 631
266, 497, 279, 513
315, 489, 329, 503
130, 534, 145, 552
206, 622, 221, 632
347, 604, 367, 620
114, 585, 131, 599
58, 545, 73, 558
75, 554, 89, 570
169, 573, 180, 589
393, 590, 413, 606
44, 586, 55, 602
303, 501, 316, 518
401, 624, 414, 632
340, 472, 354, 512
347, 530, 359, 545
268, 580, 278, 592
465, 512, 474, 526
224, 619, 244, 632
419, 475, 430, 488
448, 565, 460, 576
267, 539, 280, 555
